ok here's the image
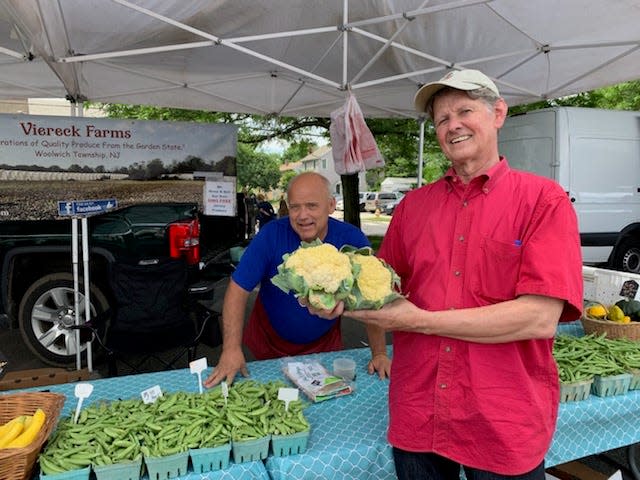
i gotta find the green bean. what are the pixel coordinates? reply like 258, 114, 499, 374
554, 333, 640, 383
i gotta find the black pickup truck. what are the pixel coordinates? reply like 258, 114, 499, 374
0, 203, 243, 366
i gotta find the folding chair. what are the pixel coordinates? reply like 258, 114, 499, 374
101, 257, 216, 376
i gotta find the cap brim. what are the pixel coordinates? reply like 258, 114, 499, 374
414, 76, 497, 113
413, 84, 447, 113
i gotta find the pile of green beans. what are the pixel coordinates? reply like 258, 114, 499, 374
39, 379, 310, 475
554, 334, 640, 383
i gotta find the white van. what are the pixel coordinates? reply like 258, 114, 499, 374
498, 107, 640, 273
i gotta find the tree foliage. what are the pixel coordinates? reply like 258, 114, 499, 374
509, 80, 640, 114
236, 143, 281, 192
282, 140, 318, 163
94, 79, 640, 189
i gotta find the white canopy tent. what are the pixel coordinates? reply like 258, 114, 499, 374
1, 0, 639, 184
1, 0, 639, 117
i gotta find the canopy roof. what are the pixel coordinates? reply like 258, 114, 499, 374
1, 0, 639, 118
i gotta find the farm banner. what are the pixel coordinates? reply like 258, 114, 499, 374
0, 114, 238, 221
0, 113, 237, 175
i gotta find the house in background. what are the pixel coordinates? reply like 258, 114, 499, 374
280, 145, 368, 196
0, 98, 104, 117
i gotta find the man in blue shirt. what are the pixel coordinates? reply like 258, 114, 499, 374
204, 172, 390, 387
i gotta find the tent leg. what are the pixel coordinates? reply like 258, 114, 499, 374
417, 117, 425, 188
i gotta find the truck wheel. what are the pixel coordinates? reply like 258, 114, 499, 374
18, 273, 109, 367
613, 239, 640, 274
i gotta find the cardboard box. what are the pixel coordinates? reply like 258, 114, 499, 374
0, 367, 91, 391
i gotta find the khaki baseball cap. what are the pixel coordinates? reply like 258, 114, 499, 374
414, 69, 500, 113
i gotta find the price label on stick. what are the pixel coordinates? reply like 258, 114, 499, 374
141, 385, 163, 404
278, 387, 299, 411
190, 357, 208, 394
73, 383, 93, 423
221, 381, 229, 405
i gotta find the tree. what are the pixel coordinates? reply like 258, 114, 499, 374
146, 159, 166, 180
282, 140, 318, 164
97, 103, 328, 147
170, 156, 211, 174
508, 80, 640, 114
94, 79, 640, 187
236, 143, 281, 191
279, 170, 297, 191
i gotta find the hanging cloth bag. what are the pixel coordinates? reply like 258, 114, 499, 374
330, 93, 385, 175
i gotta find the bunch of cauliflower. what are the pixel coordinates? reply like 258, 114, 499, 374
271, 240, 401, 310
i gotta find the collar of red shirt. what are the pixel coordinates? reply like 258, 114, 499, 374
444, 156, 509, 192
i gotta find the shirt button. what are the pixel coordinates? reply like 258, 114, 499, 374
454, 271, 460, 276
458, 235, 464, 242
482, 188, 489, 194
463, 201, 468, 207
440, 383, 447, 389
444, 346, 451, 352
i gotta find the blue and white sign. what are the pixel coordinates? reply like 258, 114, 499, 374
58, 198, 118, 216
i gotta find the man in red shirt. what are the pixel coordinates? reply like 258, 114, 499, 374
328, 70, 583, 478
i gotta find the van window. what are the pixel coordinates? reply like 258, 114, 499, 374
379, 193, 397, 200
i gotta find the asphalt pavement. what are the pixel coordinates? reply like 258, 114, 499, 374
332, 209, 391, 237
0, 210, 389, 377
0, 288, 384, 378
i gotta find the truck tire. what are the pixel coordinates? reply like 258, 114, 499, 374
18, 273, 109, 367
613, 239, 640, 274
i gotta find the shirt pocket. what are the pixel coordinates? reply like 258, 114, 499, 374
471, 236, 522, 303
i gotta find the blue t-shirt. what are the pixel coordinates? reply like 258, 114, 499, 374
232, 217, 369, 344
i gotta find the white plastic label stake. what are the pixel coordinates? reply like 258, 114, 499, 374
73, 383, 94, 423
189, 357, 208, 394
141, 385, 163, 404
221, 381, 229, 405
278, 387, 299, 411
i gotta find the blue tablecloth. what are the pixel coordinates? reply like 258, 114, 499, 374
9, 320, 640, 479
17, 366, 275, 480
549, 320, 640, 466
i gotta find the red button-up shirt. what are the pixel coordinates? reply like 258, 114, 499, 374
378, 159, 583, 474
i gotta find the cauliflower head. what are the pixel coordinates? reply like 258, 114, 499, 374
271, 239, 355, 309
341, 246, 402, 310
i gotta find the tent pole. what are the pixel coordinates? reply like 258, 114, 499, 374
342, 0, 348, 87
417, 117, 425, 188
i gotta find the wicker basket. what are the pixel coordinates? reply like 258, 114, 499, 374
0, 391, 66, 480
581, 315, 640, 341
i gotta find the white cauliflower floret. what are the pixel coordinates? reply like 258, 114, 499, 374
271, 240, 356, 310
341, 247, 402, 310
284, 243, 352, 293
349, 254, 393, 301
